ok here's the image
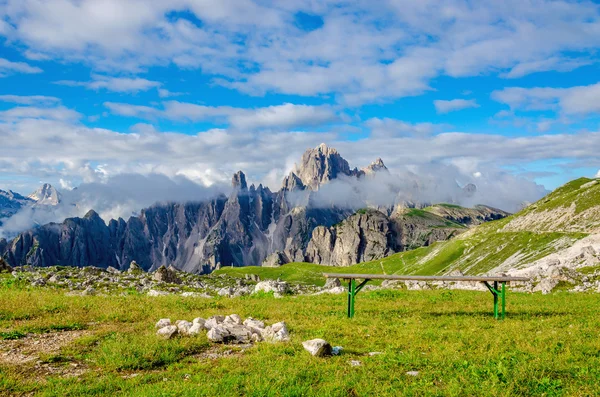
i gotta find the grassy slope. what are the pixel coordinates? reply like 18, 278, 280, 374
1, 278, 600, 396
218, 178, 597, 283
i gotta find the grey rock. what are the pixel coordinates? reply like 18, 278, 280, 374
406, 371, 419, 377
262, 322, 290, 342
176, 320, 193, 336
0, 257, 13, 273
157, 325, 178, 339
302, 339, 332, 357
107, 266, 120, 274
243, 318, 265, 329
262, 251, 286, 268
533, 279, 560, 294
207, 325, 230, 343
324, 277, 341, 288
153, 265, 182, 284
188, 323, 204, 335
128, 261, 143, 273
155, 318, 172, 329
224, 314, 242, 325
205, 315, 225, 330
254, 280, 289, 295
147, 289, 170, 297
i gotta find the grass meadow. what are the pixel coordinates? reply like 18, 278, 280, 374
1, 276, 599, 396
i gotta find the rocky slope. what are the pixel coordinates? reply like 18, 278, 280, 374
0, 190, 33, 225
1, 145, 508, 273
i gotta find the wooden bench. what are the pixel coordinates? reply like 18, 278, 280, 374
323, 273, 530, 320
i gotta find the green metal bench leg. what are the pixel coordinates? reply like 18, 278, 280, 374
347, 279, 356, 318
502, 282, 506, 320
493, 281, 499, 319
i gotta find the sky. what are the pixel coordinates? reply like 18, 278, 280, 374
0, 0, 600, 199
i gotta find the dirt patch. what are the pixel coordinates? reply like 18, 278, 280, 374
0, 330, 90, 379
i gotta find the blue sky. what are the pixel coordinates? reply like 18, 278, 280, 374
0, 0, 599, 197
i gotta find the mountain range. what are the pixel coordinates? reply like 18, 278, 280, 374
0, 145, 508, 273
0, 184, 61, 226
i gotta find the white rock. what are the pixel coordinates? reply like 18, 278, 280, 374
207, 325, 230, 343
254, 280, 289, 295
155, 318, 171, 329
176, 320, 193, 336
302, 339, 332, 357
192, 317, 206, 328
406, 371, 419, 377
261, 321, 290, 342
350, 360, 361, 366
218, 287, 234, 297
188, 323, 204, 335
224, 314, 242, 325
243, 317, 265, 329
204, 315, 225, 330
147, 289, 170, 297
226, 325, 253, 344
533, 278, 559, 294
157, 325, 178, 339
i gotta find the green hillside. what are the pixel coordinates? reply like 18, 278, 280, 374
217, 177, 599, 284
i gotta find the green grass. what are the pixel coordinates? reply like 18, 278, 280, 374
1, 286, 599, 396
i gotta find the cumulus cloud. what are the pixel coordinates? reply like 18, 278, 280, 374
2, 1, 599, 103
434, 99, 480, 114
0, 95, 60, 105
491, 82, 600, 115
0, 57, 42, 77
104, 101, 340, 130
56, 75, 161, 93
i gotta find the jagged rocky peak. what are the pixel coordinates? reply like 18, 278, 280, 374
28, 183, 61, 205
281, 172, 305, 192
232, 171, 248, 190
294, 143, 356, 190
362, 157, 388, 175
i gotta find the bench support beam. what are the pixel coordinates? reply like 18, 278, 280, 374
482, 281, 506, 320
347, 278, 370, 318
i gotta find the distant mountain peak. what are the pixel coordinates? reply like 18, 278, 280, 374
362, 157, 388, 175
294, 144, 355, 190
28, 183, 61, 205
232, 171, 247, 190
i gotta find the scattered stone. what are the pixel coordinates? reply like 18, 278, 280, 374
262, 321, 290, 342
533, 278, 560, 294
157, 325, 178, 339
106, 266, 120, 274
368, 352, 383, 356
406, 371, 419, 377
243, 317, 265, 329
332, 346, 343, 355
350, 360, 362, 366
324, 277, 341, 288
302, 339, 332, 357
128, 261, 143, 273
147, 289, 170, 297
254, 280, 289, 295
82, 287, 96, 296
205, 315, 225, 330
192, 317, 206, 328
153, 265, 182, 284
224, 314, 242, 325
188, 323, 204, 335
176, 320, 193, 336
218, 287, 234, 297
155, 318, 172, 329
207, 325, 230, 343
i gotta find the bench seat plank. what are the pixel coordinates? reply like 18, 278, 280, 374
323, 273, 529, 282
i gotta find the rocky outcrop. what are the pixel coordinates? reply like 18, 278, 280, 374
0, 190, 33, 224
424, 204, 510, 227
28, 184, 61, 206
305, 208, 465, 266
293, 143, 358, 190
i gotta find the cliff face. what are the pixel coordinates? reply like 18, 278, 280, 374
1, 144, 510, 272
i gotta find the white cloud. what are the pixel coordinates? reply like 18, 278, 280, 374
0, 106, 81, 121
0, 95, 61, 105
104, 101, 340, 130
56, 75, 161, 93
434, 99, 480, 114
492, 82, 600, 115
2, 1, 599, 103
0, 57, 42, 77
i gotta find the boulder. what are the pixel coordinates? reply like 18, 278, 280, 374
207, 325, 230, 343
226, 325, 253, 344
302, 339, 332, 357
262, 321, 290, 342
153, 265, 182, 284
176, 320, 193, 336
224, 314, 242, 325
243, 317, 265, 329
188, 323, 204, 335
128, 261, 143, 273
106, 266, 120, 274
262, 251, 286, 268
533, 278, 560, 294
254, 280, 289, 295
155, 318, 172, 329
192, 317, 206, 328
157, 325, 178, 339
205, 315, 225, 330
324, 277, 341, 288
